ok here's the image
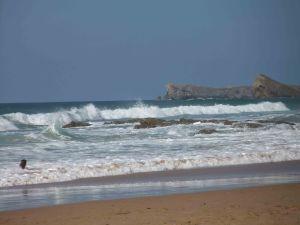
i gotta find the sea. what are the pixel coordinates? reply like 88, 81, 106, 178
1, 98, 300, 210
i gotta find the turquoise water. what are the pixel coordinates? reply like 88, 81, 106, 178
0, 98, 300, 187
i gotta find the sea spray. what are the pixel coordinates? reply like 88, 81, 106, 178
0, 117, 18, 131
1, 101, 289, 129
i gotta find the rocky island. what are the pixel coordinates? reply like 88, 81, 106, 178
161, 74, 300, 100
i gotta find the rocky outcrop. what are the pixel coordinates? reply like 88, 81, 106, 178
163, 74, 300, 100
62, 121, 91, 128
258, 120, 295, 126
197, 128, 217, 134
104, 119, 141, 125
233, 122, 263, 129
252, 74, 300, 98
165, 83, 253, 100
105, 117, 295, 130
133, 118, 237, 129
134, 118, 172, 129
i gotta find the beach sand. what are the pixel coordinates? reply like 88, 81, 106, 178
1, 183, 299, 225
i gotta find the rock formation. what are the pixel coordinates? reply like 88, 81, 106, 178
134, 118, 172, 129
252, 74, 300, 98
165, 83, 253, 100
197, 128, 217, 134
163, 74, 300, 100
102, 117, 295, 130
62, 121, 91, 128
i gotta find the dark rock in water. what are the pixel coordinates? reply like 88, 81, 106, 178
246, 123, 263, 128
62, 121, 91, 128
258, 120, 295, 126
133, 118, 238, 129
134, 118, 198, 129
134, 118, 172, 129
104, 119, 141, 125
196, 119, 236, 125
177, 118, 196, 125
198, 128, 217, 134
233, 122, 263, 129
163, 74, 300, 100
223, 120, 235, 125
20, 159, 26, 169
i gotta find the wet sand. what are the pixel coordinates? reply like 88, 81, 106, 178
1, 183, 300, 225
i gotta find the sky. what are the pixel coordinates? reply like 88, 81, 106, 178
0, 0, 300, 103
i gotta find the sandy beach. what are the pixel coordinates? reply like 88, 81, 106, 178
1, 183, 299, 225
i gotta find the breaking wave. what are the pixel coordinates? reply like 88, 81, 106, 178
0, 101, 289, 130
99, 101, 289, 119
0, 117, 18, 131
1, 149, 299, 187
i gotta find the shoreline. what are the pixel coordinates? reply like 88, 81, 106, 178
3, 159, 300, 190
1, 160, 300, 212
1, 183, 300, 225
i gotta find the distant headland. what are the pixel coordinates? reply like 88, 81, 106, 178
158, 74, 300, 100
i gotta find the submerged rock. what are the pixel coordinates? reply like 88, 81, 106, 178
246, 123, 263, 128
223, 120, 235, 125
134, 118, 201, 129
258, 120, 295, 126
133, 118, 238, 129
233, 122, 263, 129
134, 118, 172, 129
197, 128, 217, 134
104, 119, 141, 125
62, 121, 91, 128
199, 119, 236, 125
176, 118, 196, 125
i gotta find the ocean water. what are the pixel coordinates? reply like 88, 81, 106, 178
0, 98, 300, 188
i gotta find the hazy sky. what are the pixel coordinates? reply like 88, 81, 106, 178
1, 0, 300, 103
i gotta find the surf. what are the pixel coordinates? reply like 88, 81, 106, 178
0, 101, 289, 129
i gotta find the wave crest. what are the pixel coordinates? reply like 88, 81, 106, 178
0, 101, 289, 130
100, 101, 289, 119
0, 117, 18, 131
3, 104, 100, 126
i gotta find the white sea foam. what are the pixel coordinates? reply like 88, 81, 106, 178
3, 104, 99, 126
2, 101, 289, 128
1, 148, 299, 187
0, 117, 18, 131
99, 101, 289, 119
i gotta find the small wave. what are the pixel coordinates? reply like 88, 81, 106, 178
2, 102, 289, 128
0, 117, 18, 131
